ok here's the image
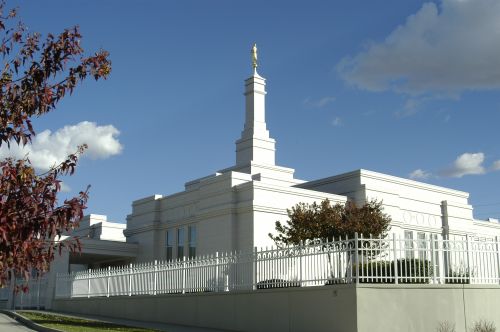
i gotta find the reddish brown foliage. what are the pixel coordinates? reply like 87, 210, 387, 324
0, 2, 111, 147
0, 148, 88, 285
0, 2, 111, 286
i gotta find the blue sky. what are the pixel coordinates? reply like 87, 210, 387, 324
4, 0, 500, 222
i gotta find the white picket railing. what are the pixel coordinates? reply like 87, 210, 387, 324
0, 276, 48, 309
13, 276, 48, 309
55, 234, 500, 299
0, 285, 9, 301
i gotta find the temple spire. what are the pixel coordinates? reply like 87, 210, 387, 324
235, 44, 276, 166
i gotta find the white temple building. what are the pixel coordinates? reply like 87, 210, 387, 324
122, 53, 500, 264
53, 47, 500, 275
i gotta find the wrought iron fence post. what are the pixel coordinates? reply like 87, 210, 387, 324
252, 247, 258, 290
128, 263, 133, 296
215, 252, 219, 292
440, 237, 445, 284
20, 285, 23, 310
10, 275, 16, 310
430, 235, 437, 284
37, 277, 41, 309
466, 234, 472, 284
355, 232, 359, 285
345, 235, 352, 283
299, 241, 303, 287
182, 256, 186, 294
55, 273, 59, 299
70, 272, 74, 298
107, 266, 111, 297
392, 233, 398, 285
153, 260, 158, 295
496, 236, 500, 285
87, 269, 91, 298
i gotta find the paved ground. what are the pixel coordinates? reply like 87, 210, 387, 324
17, 310, 233, 332
0, 313, 34, 332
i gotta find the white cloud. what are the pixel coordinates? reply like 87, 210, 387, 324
59, 182, 72, 193
395, 98, 421, 117
337, 0, 500, 96
304, 96, 336, 108
409, 169, 431, 180
332, 117, 343, 127
493, 160, 500, 171
441, 152, 486, 178
0, 121, 123, 171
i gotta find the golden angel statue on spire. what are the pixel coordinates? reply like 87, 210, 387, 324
251, 43, 258, 69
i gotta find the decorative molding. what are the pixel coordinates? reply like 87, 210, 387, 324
401, 210, 441, 228
473, 220, 500, 230
77, 239, 139, 256
251, 182, 347, 202
303, 169, 469, 198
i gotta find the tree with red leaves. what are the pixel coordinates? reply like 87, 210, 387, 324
0, 2, 111, 286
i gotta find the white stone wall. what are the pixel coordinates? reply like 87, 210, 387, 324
71, 214, 126, 242
125, 165, 349, 260
126, 172, 252, 260
125, 165, 500, 262
299, 169, 500, 240
252, 182, 347, 249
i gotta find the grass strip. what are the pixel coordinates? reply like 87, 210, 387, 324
17, 311, 161, 332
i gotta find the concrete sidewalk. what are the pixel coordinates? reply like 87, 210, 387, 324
17, 310, 233, 332
0, 313, 34, 332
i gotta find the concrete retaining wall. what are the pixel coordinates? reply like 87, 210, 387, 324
53, 284, 500, 332
357, 284, 500, 332
53, 285, 357, 332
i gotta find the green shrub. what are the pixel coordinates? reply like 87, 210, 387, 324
445, 270, 470, 284
394, 258, 433, 283
256, 279, 300, 289
185, 288, 215, 293
354, 260, 394, 283
351, 258, 433, 284
325, 277, 349, 285
436, 321, 456, 332
470, 320, 496, 332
